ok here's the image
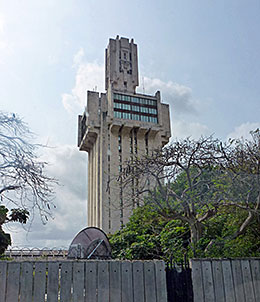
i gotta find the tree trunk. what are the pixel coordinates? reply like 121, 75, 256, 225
190, 220, 203, 246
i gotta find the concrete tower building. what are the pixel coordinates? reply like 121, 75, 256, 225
78, 36, 171, 233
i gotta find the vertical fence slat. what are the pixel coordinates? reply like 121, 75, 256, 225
132, 261, 144, 302
155, 261, 167, 302
250, 260, 260, 301
144, 261, 156, 302
47, 262, 59, 301
73, 262, 84, 302
85, 261, 97, 302
212, 260, 225, 302
110, 261, 121, 302
191, 260, 204, 302
241, 260, 256, 302
33, 262, 47, 302
5, 262, 20, 302
60, 262, 72, 302
20, 262, 33, 302
97, 261, 109, 302
121, 261, 134, 302
231, 260, 246, 302
0, 262, 7, 302
201, 261, 215, 302
222, 260, 236, 302
1, 258, 260, 302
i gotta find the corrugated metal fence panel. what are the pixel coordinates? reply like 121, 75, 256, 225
0, 260, 167, 302
191, 259, 260, 302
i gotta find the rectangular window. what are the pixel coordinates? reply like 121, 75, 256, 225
114, 94, 158, 123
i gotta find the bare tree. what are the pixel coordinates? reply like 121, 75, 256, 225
219, 130, 260, 237
121, 132, 260, 250
0, 111, 57, 224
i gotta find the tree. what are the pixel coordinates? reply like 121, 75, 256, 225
0, 206, 29, 255
110, 202, 260, 262
0, 111, 57, 253
109, 205, 167, 260
121, 131, 260, 254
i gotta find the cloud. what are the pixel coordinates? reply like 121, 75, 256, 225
226, 122, 260, 140
62, 49, 104, 114
139, 76, 210, 139
63, 49, 200, 117
73, 47, 84, 67
170, 119, 210, 140
0, 14, 5, 34
4, 144, 88, 248
139, 77, 200, 115
0, 13, 9, 57
62, 50, 208, 139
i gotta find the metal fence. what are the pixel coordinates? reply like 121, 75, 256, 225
166, 261, 193, 302
4, 247, 68, 259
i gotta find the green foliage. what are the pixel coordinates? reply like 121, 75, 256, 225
201, 207, 260, 258
0, 231, 11, 256
114, 132, 260, 260
109, 205, 163, 260
109, 203, 260, 261
9, 208, 29, 224
109, 205, 190, 262
0, 205, 30, 255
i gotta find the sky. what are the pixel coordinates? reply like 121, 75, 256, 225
1, 0, 260, 249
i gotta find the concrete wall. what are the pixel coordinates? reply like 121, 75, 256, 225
0, 260, 167, 302
191, 258, 260, 302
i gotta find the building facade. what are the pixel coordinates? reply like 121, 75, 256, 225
78, 36, 171, 234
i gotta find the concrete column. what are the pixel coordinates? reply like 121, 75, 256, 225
109, 127, 121, 232
121, 126, 132, 226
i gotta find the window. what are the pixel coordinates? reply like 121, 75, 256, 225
113, 93, 158, 123
114, 111, 122, 118
132, 105, 139, 112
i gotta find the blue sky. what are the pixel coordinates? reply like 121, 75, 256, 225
1, 0, 260, 248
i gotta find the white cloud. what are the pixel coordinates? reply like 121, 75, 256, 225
227, 122, 260, 140
62, 49, 104, 114
170, 119, 210, 140
0, 14, 5, 34
62, 93, 78, 114
136, 76, 210, 139
139, 77, 200, 115
0, 13, 9, 57
62, 51, 208, 140
73, 47, 84, 67
4, 144, 88, 248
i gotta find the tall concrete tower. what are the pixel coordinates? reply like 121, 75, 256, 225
78, 36, 171, 233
